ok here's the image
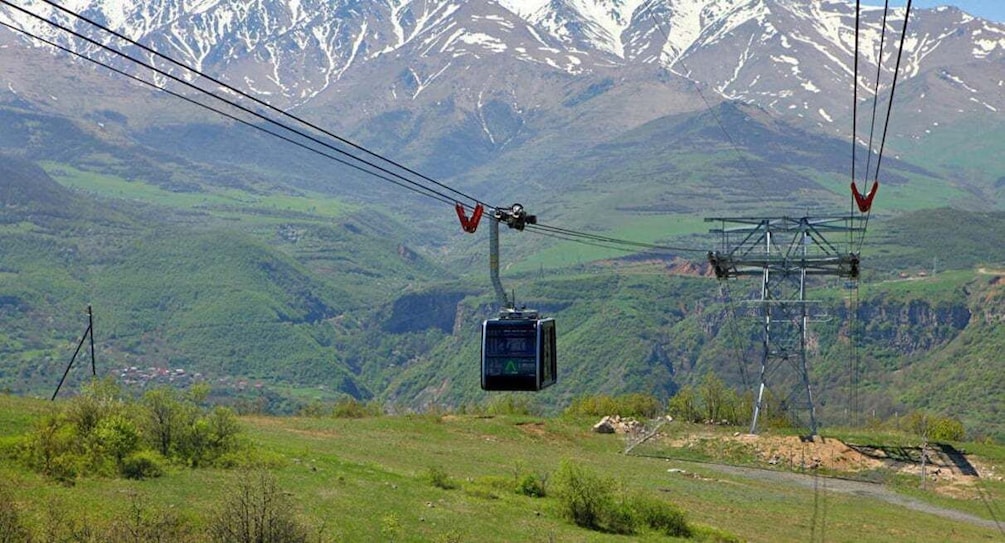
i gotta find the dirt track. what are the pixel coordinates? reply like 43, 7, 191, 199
689, 462, 1005, 532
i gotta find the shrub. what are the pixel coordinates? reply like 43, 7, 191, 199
298, 400, 330, 418
379, 514, 402, 541
930, 417, 965, 441
21, 384, 243, 480
516, 473, 546, 498
120, 450, 165, 480
485, 395, 538, 416
668, 386, 700, 422
141, 388, 183, 457
20, 413, 80, 483
628, 493, 690, 537
425, 466, 457, 490
0, 485, 31, 543
107, 492, 194, 542
142, 389, 242, 468
552, 461, 691, 536
331, 397, 382, 418
904, 411, 966, 441
690, 524, 743, 542
565, 393, 662, 419
208, 470, 309, 543
93, 413, 141, 469
64, 378, 126, 436
552, 460, 615, 530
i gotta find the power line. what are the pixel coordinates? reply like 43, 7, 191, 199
872, 1, 913, 182
851, 0, 861, 233
857, 0, 913, 252
5, 0, 712, 259
864, 0, 892, 187
0, 18, 457, 206
2, 1, 913, 271
718, 280, 752, 390
1, 0, 472, 208
36, 0, 489, 210
529, 222, 705, 255
642, 1, 769, 199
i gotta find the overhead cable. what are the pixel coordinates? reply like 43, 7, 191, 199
36, 0, 489, 209
864, 0, 891, 185
529, 222, 706, 254
4, 0, 711, 258
0, 19, 458, 206
851, 0, 861, 228
858, 0, 912, 251
643, 0, 771, 201
1, 0, 473, 208
872, 0, 913, 182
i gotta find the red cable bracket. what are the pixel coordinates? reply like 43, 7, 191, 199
455, 202, 484, 233
851, 181, 878, 213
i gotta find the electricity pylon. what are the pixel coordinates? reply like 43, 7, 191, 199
706, 216, 862, 435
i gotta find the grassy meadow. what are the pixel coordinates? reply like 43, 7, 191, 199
1, 394, 1002, 542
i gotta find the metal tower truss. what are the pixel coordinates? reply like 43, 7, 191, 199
705, 216, 864, 435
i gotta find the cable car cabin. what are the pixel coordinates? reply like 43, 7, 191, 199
481, 313, 556, 391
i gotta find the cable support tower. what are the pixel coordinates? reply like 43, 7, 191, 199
706, 216, 864, 435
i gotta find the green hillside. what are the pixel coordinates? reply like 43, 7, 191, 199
0, 394, 1002, 542
366, 264, 1005, 440
0, 154, 450, 404
2, 97, 1004, 443
3, 148, 1004, 439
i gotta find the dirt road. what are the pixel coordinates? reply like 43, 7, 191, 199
696, 462, 1004, 532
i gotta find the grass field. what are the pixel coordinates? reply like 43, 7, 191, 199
41, 162, 356, 221
1, 394, 1002, 542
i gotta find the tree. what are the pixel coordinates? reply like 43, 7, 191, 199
698, 373, 731, 423
141, 388, 182, 457
668, 385, 699, 423
92, 413, 141, 471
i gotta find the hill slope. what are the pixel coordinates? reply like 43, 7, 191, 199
0, 154, 449, 402
0, 394, 1001, 542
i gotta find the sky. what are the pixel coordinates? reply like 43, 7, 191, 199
867, 1, 1005, 22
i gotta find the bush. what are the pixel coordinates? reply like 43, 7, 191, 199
93, 413, 141, 469
143, 388, 243, 467
565, 394, 662, 419
0, 485, 31, 543
208, 470, 309, 543
120, 450, 165, 480
20, 413, 81, 483
425, 466, 457, 490
628, 493, 690, 537
298, 400, 330, 418
20, 384, 244, 480
690, 524, 743, 542
668, 386, 700, 422
669, 373, 755, 427
331, 397, 382, 418
485, 395, 539, 416
552, 460, 615, 531
516, 473, 546, 498
930, 417, 965, 442
904, 411, 966, 441
552, 460, 691, 536
108, 492, 194, 542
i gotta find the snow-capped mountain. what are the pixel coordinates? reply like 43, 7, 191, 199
0, 0, 1002, 186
